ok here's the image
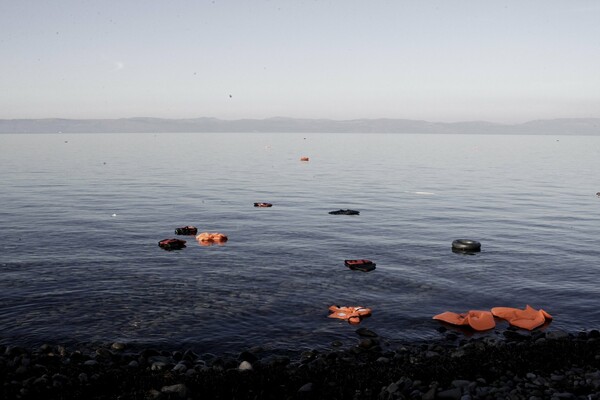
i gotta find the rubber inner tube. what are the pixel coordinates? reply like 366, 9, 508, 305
452, 239, 481, 252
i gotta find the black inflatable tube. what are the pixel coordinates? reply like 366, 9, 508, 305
452, 239, 481, 252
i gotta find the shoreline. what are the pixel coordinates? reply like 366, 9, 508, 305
2, 328, 600, 399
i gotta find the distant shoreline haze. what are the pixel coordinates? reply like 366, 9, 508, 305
1, 117, 599, 135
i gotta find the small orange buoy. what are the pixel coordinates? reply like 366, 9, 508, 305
328, 305, 372, 325
433, 310, 495, 331
491, 305, 552, 330
300, 156, 309, 161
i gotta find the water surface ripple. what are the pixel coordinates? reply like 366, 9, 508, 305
1, 132, 600, 352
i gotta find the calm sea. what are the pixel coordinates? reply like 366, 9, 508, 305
1, 132, 599, 353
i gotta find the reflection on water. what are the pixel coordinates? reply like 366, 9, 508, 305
1, 132, 600, 352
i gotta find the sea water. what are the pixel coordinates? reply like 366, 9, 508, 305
1, 132, 599, 352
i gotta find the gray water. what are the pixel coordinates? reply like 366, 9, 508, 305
1, 132, 599, 353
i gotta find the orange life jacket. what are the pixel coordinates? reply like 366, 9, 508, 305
328, 305, 372, 325
433, 310, 495, 331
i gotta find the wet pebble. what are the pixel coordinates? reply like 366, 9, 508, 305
238, 360, 252, 371
298, 382, 313, 392
161, 383, 188, 398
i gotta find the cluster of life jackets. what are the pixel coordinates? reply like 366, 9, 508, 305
159, 226, 228, 249
433, 305, 552, 331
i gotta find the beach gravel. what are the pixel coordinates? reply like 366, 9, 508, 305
2, 329, 600, 399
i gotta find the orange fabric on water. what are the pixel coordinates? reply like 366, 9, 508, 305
196, 232, 228, 242
432, 310, 495, 331
328, 305, 372, 325
491, 305, 552, 330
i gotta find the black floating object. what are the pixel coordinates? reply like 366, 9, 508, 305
175, 226, 198, 235
158, 238, 187, 250
451, 239, 481, 253
254, 202, 273, 207
345, 259, 376, 272
329, 209, 359, 215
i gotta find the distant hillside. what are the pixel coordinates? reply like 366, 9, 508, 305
1, 117, 599, 135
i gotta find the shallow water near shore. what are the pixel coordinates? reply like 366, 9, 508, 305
1, 132, 600, 353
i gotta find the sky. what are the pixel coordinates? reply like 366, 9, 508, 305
1, 0, 599, 123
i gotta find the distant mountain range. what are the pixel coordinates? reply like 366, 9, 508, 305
1, 117, 599, 135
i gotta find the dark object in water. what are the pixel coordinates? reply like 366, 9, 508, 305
452, 239, 481, 253
254, 203, 273, 207
329, 209, 360, 215
159, 238, 187, 250
345, 259, 376, 272
175, 226, 198, 235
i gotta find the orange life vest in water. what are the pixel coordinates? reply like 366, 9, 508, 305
328, 305, 372, 325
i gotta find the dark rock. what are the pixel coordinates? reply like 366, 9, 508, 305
547, 330, 569, 340
111, 342, 125, 351
201, 352, 216, 361
4, 346, 26, 357
172, 363, 187, 373
422, 386, 437, 400
95, 348, 112, 359
151, 361, 168, 371
298, 382, 313, 392
264, 355, 290, 367
161, 383, 188, 398
355, 327, 378, 337
238, 350, 258, 363
182, 348, 199, 361
553, 392, 576, 399
503, 330, 529, 341
172, 350, 183, 361
386, 382, 399, 394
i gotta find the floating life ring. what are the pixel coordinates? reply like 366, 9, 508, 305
491, 305, 552, 330
174, 226, 198, 235
196, 232, 228, 243
158, 238, 187, 250
344, 259, 376, 272
452, 239, 481, 253
433, 310, 495, 331
254, 202, 273, 207
329, 209, 359, 215
328, 305, 372, 325
300, 156, 309, 161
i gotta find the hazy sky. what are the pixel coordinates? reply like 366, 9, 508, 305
1, 0, 599, 123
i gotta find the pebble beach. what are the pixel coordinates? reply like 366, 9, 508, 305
2, 327, 600, 400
